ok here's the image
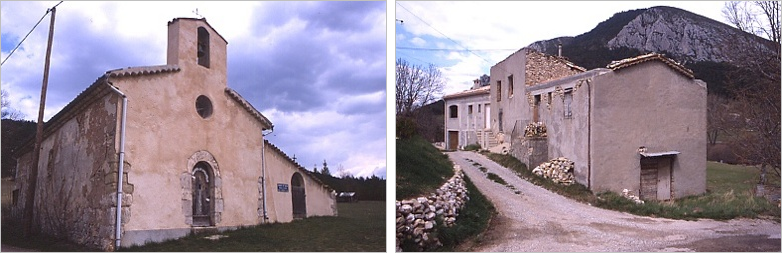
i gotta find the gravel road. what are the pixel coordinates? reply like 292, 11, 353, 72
448, 151, 781, 252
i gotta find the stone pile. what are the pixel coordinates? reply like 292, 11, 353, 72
622, 189, 645, 204
396, 167, 469, 252
531, 157, 575, 185
524, 122, 547, 137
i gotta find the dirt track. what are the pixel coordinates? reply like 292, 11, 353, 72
448, 151, 781, 252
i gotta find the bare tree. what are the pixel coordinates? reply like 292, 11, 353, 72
335, 164, 351, 179
719, 1, 781, 189
1, 89, 24, 120
706, 93, 729, 145
395, 58, 444, 117
723, 1, 780, 47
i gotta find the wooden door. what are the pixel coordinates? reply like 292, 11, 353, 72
448, 131, 458, 150
192, 162, 213, 226
639, 158, 658, 200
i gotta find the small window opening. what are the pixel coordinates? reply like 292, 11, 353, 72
496, 81, 502, 102
468, 105, 473, 114
196, 95, 213, 119
478, 104, 481, 113
197, 27, 210, 68
449, 105, 458, 118
508, 75, 514, 97
12, 189, 19, 206
564, 89, 573, 119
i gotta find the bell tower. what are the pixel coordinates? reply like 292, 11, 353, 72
166, 18, 228, 81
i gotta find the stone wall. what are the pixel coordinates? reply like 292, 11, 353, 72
510, 136, 548, 172
395, 167, 468, 251
525, 50, 584, 86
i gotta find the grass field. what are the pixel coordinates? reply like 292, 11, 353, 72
485, 153, 780, 221
1, 201, 385, 252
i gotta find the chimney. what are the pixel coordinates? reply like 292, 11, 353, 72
473, 79, 480, 89
557, 43, 562, 57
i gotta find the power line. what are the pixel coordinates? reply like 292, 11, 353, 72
396, 2, 498, 66
396, 46, 517, 52
395, 2, 514, 77
1, 1, 63, 66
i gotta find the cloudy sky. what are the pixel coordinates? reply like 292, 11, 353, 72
394, 1, 732, 96
0, 1, 387, 179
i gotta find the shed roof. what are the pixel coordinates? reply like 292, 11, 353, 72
607, 53, 694, 79
641, 151, 681, 157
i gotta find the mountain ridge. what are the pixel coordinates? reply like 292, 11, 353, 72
526, 5, 776, 95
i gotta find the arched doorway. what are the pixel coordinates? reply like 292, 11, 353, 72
192, 161, 214, 226
291, 173, 306, 219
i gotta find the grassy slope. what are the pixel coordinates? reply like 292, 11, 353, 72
396, 136, 495, 251
396, 135, 454, 199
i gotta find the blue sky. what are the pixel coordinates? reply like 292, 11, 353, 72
0, 1, 387, 179
394, 1, 730, 96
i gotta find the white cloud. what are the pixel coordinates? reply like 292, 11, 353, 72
410, 37, 426, 47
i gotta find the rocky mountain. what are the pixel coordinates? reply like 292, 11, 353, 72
527, 6, 777, 95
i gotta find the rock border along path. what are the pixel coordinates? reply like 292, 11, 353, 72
448, 151, 781, 252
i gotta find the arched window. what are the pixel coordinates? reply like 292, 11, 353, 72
291, 173, 306, 219
197, 27, 210, 68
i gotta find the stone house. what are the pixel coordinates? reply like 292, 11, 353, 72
442, 79, 492, 150
9, 18, 337, 251
490, 49, 707, 200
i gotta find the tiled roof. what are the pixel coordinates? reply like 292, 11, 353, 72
263, 139, 333, 191
224, 88, 273, 130
607, 53, 694, 79
106, 65, 180, 78
443, 85, 490, 100
562, 59, 587, 72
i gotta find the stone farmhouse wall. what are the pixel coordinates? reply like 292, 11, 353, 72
395, 166, 468, 251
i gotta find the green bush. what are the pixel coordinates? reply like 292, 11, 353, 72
463, 143, 481, 151
396, 117, 418, 139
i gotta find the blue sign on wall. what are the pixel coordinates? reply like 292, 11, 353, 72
277, 183, 289, 192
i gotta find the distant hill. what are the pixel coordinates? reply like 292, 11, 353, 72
310, 171, 386, 201
413, 99, 444, 143
1, 119, 36, 178
527, 6, 777, 96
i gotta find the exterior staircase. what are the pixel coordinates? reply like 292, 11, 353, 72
477, 130, 501, 150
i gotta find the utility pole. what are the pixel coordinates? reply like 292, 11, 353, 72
24, 2, 60, 237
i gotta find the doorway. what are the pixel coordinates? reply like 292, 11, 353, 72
192, 161, 214, 226
639, 156, 672, 200
448, 131, 459, 150
291, 172, 307, 219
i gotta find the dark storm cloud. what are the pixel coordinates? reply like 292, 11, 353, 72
16, 14, 159, 114
229, 1, 385, 113
298, 1, 385, 32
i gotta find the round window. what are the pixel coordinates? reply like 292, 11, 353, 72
195, 95, 213, 118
